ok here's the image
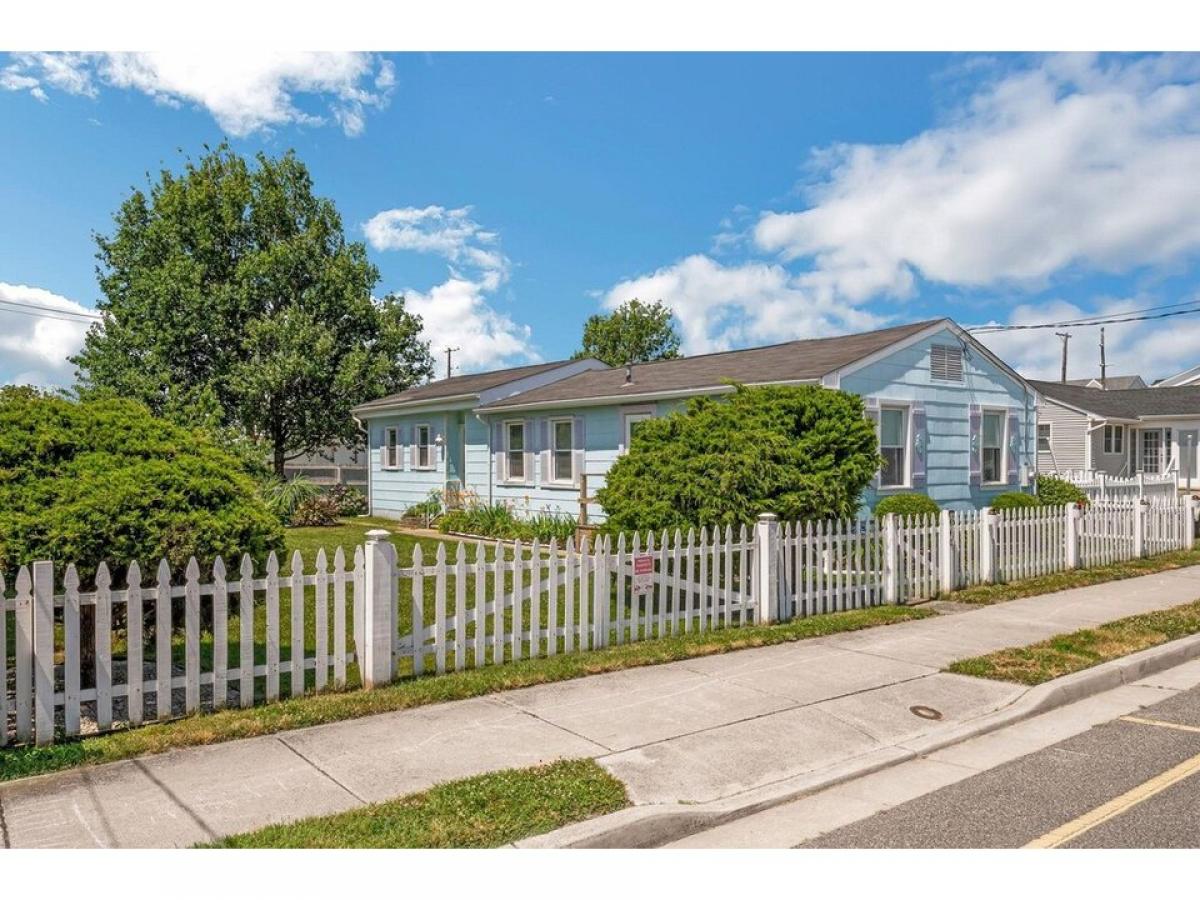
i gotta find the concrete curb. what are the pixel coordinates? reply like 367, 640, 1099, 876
515, 632, 1200, 848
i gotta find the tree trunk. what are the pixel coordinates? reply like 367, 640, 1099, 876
274, 441, 286, 478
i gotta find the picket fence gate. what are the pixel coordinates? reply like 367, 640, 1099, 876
3, 497, 1197, 748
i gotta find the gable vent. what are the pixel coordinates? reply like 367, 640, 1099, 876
930, 344, 964, 382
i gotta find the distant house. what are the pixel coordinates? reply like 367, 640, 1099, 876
1032, 380, 1200, 484
352, 318, 1038, 521
283, 445, 368, 488
1155, 364, 1200, 388
1064, 375, 1147, 390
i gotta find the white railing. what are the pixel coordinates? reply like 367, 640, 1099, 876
4, 497, 1197, 748
1056, 470, 1179, 502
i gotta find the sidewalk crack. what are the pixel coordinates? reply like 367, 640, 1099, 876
274, 736, 369, 805
491, 695, 616, 754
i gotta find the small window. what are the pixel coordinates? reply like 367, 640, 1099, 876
623, 412, 653, 453
552, 418, 575, 483
1037, 423, 1051, 451
982, 411, 1005, 483
505, 421, 526, 482
383, 427, 399, 470
1103, 425, 1124, 455
415, 424, 433, 469
930, 344, 964, 382
879, 407, 907, 488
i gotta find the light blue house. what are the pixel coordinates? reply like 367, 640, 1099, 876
352, 318, 1038, 521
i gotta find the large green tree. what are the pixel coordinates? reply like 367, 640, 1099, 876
574, 298, 682, 367
597, 385, 882, 533
72, 144, 434, 474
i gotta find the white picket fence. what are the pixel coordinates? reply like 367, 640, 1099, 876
4, 497, 1197, 748
1057, 470, 1179, 502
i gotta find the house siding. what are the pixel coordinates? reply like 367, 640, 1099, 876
1037, 400, 1088, 474
840, 327, 1036, 512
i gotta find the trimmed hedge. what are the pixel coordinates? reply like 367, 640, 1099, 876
1035, 474, 1089, 507
873, 493, 940, 518
990, 491, 1041, 510
0, 387, 284, 576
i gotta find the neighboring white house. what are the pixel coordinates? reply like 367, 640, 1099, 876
1032, 379, 1200, 489
1155, 363, 1200, 388
1064, 374, 1147, 390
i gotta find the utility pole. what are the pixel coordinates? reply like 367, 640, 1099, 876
1099, 327, 1107, 390
444, 346, 460, 380
1055, 331, 1072, 383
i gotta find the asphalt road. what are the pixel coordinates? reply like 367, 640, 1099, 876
799, 684, 1200, 849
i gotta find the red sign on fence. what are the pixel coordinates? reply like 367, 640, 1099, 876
632, 554, 654, 595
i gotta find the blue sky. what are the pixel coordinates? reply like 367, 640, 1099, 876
3, 51, 1200, 387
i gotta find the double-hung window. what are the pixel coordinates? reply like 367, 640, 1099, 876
505, 421, 526, 482
551, 418, 575, 484
1103, 425, 1124, 455
382, 426, 399, 470
982, 411, 1005, 484
414, 424, 433, 469
1037, 423, 1051, 451
879, 407, 908, 488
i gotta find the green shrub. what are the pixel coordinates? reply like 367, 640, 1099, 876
1035, 475, 1089, 507
990, 491, 1041, 510
873, 493, 940, 518
326, 483, 367, 516
0, 388, 284, 576
437, 504, 576, 543
597, 384, 882, 534
260, 475, 322, 522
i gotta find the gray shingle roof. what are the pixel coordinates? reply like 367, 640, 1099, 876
1064, 375, 1147, 390
1031, 379, 1200, 419
353, 360, 585, 413
479, 319, 945, 411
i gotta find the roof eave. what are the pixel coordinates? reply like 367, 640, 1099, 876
478, 378, 822, 413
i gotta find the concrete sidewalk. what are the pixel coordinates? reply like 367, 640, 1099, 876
5, 566, 1200, 848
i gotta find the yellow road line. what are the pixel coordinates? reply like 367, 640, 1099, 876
1025, 750, 1200, 848
1118, 715, 1200, 734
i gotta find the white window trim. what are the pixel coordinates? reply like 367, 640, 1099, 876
382, 426, 400, 471
981, 407, 1008, 486
1102, 424, 1125, 456
413, 423, 435, 470
621, 411, 654, 455
503, 419, 528, 484
876, 402, 912, 491
1037, 422, 1052, 452
549, 416, 576, 485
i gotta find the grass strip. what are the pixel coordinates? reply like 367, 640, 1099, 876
200, 759, 628, 849
946, 599, 1200, 685
0, 604, 930, 783
943, 546, 1200, 606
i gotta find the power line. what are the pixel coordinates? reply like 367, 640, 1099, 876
0, 297, 102, 323
967, 304, 1200, 334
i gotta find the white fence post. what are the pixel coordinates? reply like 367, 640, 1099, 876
1065, 503, 1082, 569
979, 508, 996, 584
939, 509, 953, 593
884, 513, 898, 603
362, 529, 397, 688
1187, 494, 1199, 546
1136, 472, 1144, 500
754, 513, 780, 623
1099, 472, 1107, 500
32, 560, 54, 747
1134, 499, 1147, 558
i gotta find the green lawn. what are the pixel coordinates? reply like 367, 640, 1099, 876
201, 759, 627, 849
946, 600, 1200, 685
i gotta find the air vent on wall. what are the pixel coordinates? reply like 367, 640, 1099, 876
931, 344, 964, 382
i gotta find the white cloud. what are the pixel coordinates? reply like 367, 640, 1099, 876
366, 206, 534, 373
602, 254, 885, 355
0, 283, 95, 388
1, 51, 394, 137
754, 53, 1200, 302
973, 297, 1200, 384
